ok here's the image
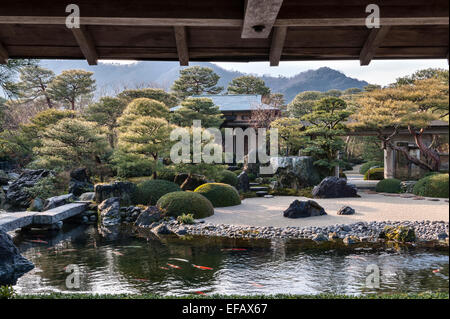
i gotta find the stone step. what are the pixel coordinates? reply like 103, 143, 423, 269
249, 182, 260, 186
256, 191, 268, 197
250, 186, 269, 192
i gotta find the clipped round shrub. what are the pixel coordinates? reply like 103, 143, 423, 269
364, 167, 384, 180
133, 179, 181, 205
413, 173, 449, 198
216, 170, 238, 186
359, 161, 383, 175
157, 191, 214, 218
194, 183, 241, 207
375, 178, 402, 193
157, 167, 176, 182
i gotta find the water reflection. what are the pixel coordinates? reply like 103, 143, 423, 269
12, 224, 449, 296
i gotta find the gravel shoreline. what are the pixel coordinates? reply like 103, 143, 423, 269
156, 219, 450, 243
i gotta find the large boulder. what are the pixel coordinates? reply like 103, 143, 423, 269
283, 200, 327, 218
98, 197, 121, 226
43, 193, 75, 211
174, 173, 207, 191
0, 228, 34, 285
236, 171, 250, 192
134, 206, 163, 227
5, 169, 53, 209
0, 170, 9, 186
312, 176, 359, 198
94, 181, 137, 206
69, 168, 94, 197
271, 156, 321, 190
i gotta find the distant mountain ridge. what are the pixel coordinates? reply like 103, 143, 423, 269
40, 60, 369, 103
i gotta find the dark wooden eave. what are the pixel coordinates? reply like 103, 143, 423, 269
0, 0, 448, 66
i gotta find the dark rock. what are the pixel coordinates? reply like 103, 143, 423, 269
134, 206, 163, 227
312, 233, 328, 242
337, 206, 355, 215
29, 197, 44, 212
174, 173, 207, 191
98, 197, 121, 226
273, 156, 321, 189
312, 176, 359, 198
79, 192, 95, 201
0, 228, 34, 285
152, 223, 173, 235
0, 170, 8, 186
69, 168, 94, 197
437, 232, 448, 240
43, 193, 75, 211
283, 200, 327, 218
5, 169, 53, 209
94, 181, 137, 206
237, 171, 250, 192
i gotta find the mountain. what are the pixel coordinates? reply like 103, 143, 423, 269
40, 60, 369, 103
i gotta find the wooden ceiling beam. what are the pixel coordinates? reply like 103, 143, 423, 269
359, 26, 391, 66
269, 26, 287, 66
174, 26, 189, 66
0, 16, 447, 27
241, 0, 284, 38
0, 41, 8, 64
71, 25, 98, 65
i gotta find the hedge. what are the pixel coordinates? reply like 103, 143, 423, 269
216, 170, 238, 186
156, 191, 214, 218
375, 178, 402, 193
364, 167, 384, 180
413, 173, 449, 198
359, 161, 384, 175
133, 179, 181, 205
194, 183, 241, 207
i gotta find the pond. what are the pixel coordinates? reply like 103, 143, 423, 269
12, 224, 449, 296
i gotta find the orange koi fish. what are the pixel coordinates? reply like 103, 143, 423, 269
250, 282, 264, 288
195, 291, 206, 295
112, 251, 124, 256
159, 266, 170, 270
167, 263, 181, 269
135, 278, 149, 282
433, 269, 440, 273
192, 264, 213, 270
29, 239, 48, 244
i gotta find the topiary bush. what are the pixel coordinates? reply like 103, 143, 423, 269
359, 161, 384, 175
194, 183, 241, 207
133, 179, 181, 205
413, 173, 449, 198
364, 167, 384, 180
157, 191, 214, 218
216, 170, 238, 186
375, 178, 402, 193
157, 167, 176, 182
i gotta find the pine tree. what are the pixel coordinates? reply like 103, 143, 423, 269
227, 76, 271, 96
171, 66, 223, 99
171, 97, 223, 128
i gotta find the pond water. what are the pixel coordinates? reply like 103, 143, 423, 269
12, 224, 449, 296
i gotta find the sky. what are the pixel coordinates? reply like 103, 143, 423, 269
100, 59, 448, 86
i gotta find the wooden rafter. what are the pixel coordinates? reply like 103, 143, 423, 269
241, 0, 284, 38
359, 26, 391, 66
71, 26, 98, 65
0, 41, 8, 64
269, 26, 287, 66
173, 26, 189, 66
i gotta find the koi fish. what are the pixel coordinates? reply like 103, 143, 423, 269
433, 269, 440, 273
29, 239, 48, 244
195, 291, 206, 295
112, 251, 124, 256
159, 266, 170, 270
221, 248, 247, 251
167, 263, 181, 269
192, 264, 213, 270
250, 282, 264, 288
169, 258, 190, 263
134, 278, 149, 282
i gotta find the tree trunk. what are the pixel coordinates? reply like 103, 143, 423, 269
408, 126, 441, 171
152, 154, 158, 179
180, 173, 192, 190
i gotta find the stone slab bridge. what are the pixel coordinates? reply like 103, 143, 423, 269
0, 202, 88, 232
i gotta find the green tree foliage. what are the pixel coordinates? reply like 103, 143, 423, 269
288, 91, 325, 118
117, 88, 178, 107
301, 97, 352, 175
84, 96, 127, 147
118, 116, 175, 179
171, 66, 223, 99
227, 75, 271, 96
393, 68, 448, 87
0, 59, 38, 98
351, 73, 449, 172
270, 117, 305, 156
47, 70, 96, 110
33, 118, 109, 172
171, 97, 223, 128
0, 97, 6, 132
118, 98, 170, 128
267, 93, 286, 110
18, 65, 55, 108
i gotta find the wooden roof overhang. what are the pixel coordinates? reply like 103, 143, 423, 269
0, 0, 448, 66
